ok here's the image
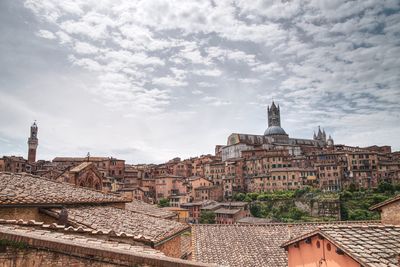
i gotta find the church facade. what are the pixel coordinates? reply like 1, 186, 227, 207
221, 102, 334, 161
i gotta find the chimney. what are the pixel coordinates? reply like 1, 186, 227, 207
58, 207, 69, 225
288, 224, 293, 239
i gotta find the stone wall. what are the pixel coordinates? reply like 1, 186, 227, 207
0, 207, 57, 223
0, 247, 128, 267
155, 233, 186, 258
0, 232, 211, 267
380, 201, 400, 225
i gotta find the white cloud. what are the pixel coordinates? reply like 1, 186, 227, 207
153, 76, 187, 87
197, 82, 216, 88
74, 41, 99, 54
36, 29, 56, 39
238, 78, 260, 84
192, 90, 203, 95
192, 68, 222, 77
202, 96, 231, 107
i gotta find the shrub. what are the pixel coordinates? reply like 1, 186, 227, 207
376, 182, 394, 194
199, 211, 216, 224
158, 198, 170, 208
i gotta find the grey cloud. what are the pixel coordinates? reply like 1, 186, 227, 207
0, 0, 399, 164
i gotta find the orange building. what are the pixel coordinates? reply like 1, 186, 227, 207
189, 177, 213, 198
155, 175, 188, 205
282, 224, 400, 267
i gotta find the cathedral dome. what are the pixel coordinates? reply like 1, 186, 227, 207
264, 126, 287, 136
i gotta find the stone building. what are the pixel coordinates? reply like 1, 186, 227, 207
221, 101, 332, 161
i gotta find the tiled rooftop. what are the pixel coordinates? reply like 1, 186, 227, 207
49, 205, 190, 244
0, 221, 163, 255
283, 224, 400, 267
370, 194, 400, 210
0, 221, 211, 267
214, 208, 241, 215
125, 199, 176, 219
237, 217, 273, 224
69, 162, 92, 172
192, 221, 380, 267
0, 172, 127, 205
318, 225, 400, 267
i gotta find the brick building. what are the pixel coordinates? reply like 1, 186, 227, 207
57, 161, 103, 190
52, 156, 125, 179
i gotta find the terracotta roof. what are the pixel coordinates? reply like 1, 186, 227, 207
221, 202, 248, 207
48, 205, 190, 244
125, 199, 176, 219
370, 194, 400, 210
237, 217, 273, 224
53, 157, 110, 162
0, 220, 211, 267
192, 221, 381, 267
69, 161, 93, 172
214, 208, 241, 215
200, 203, 222, 211
0, 172, 127, 206
282, 225, 400, 267
182, 200, 216, 207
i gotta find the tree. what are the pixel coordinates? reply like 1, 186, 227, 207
199, 211, 216, 224
158, 198, 170, 208
348, 183, 357, 192
233, 193, 246, 201
376, 182, 394, 193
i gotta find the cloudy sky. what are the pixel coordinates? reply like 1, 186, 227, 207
0, 0, 399, 163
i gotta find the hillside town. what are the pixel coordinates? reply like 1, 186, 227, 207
2, 0, 400, 265
2, 103, 399, 224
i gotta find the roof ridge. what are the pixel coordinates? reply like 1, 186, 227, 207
194, 220, 381, 227
0, 218, 139, 239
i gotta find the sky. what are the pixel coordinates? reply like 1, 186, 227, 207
0, 0, 399, 164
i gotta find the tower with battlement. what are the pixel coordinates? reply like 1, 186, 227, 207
27, 121, 38, 163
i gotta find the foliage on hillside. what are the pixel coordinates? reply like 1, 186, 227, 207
339, 182, 399, 221
233, 182, 399, 222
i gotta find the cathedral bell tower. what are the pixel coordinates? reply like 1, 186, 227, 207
267, 101, 281, 127
27, 121, 38, 163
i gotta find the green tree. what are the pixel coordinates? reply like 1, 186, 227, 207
348, 183, 357, 192
158, 198, 170, 208
233, 193, 246, 201
199, 211, 216, 224
376, 182, 394, 194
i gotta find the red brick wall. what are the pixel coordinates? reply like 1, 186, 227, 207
0, 247, 126, 267
0, 207, 57, 223
155, 234, 183, 258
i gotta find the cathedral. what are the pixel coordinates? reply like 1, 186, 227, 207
222, 101, 334, 160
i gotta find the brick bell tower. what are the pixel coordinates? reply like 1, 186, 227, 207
27, 121, 38, 163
